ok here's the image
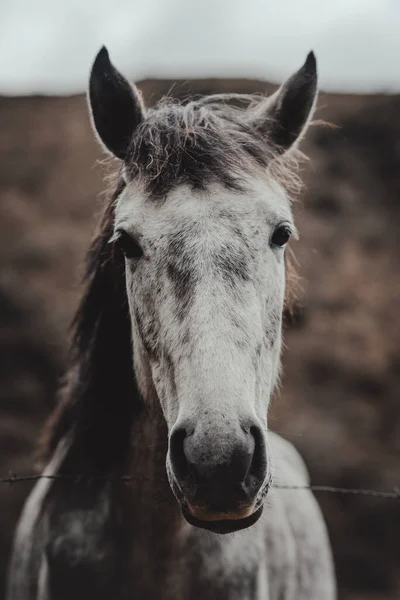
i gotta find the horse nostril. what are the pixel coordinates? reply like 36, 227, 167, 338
247, 425, 267, 482
169, 426, 192, 482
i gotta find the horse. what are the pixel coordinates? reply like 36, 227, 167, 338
7, 47, 336, 599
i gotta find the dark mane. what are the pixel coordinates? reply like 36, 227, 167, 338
39, 93, 302, 470
39, 179, 141, 472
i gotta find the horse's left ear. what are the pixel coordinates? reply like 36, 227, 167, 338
88, 46, 145, 160
252, 51, 318, 153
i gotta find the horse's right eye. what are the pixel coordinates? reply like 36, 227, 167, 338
114, 230, 143, 260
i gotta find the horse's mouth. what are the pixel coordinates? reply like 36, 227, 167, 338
181, 505, 263, 534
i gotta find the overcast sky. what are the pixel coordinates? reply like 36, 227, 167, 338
1, 0, 399, 95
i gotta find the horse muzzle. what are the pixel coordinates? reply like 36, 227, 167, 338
168, 419, 268, 533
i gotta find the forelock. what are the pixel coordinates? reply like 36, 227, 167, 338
124, 94, 302, 199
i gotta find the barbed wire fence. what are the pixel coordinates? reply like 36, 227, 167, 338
0, 472, 399, 500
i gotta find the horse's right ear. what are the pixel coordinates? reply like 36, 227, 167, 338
88, 46, 145, 160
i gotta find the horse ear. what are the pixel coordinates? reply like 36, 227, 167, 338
88, 46, 145, 160
252, 51, 318, 153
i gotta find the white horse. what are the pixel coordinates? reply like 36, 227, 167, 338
7, 47, 336, 599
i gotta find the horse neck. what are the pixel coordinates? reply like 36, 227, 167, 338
124, 367, 184, 539
128, 406, 169, 496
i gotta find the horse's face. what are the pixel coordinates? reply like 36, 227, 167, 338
114, 175, 293, 531
89, 47, 317, 533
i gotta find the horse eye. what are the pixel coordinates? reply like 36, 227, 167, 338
271, 225, 292, 248
114, 230, 143, 259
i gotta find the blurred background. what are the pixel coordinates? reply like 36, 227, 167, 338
0, 1, 399, 599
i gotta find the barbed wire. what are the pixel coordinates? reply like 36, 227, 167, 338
0, 472, 399, 500
276, 484, 400, 499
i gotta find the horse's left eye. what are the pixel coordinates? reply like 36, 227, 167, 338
271, 225, 292, 248
114, 230, 143, 260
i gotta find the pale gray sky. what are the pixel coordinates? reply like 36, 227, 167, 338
0, 0, 398, 95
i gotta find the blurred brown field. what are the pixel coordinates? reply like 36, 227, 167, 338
0, 80, 399, 599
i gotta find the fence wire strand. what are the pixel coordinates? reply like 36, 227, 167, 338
0, 472, 399, 500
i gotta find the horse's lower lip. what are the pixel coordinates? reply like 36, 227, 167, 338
181, 505, 263, 534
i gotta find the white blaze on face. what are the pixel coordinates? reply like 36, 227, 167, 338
114, 173, 294, 432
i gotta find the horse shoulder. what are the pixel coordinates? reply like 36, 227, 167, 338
266, 432, 336, 599
44, 488, 118, 600
7, 439, 119, 600
6, 441, 69, 600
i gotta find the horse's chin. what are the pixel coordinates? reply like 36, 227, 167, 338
181, 505, 263, 534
